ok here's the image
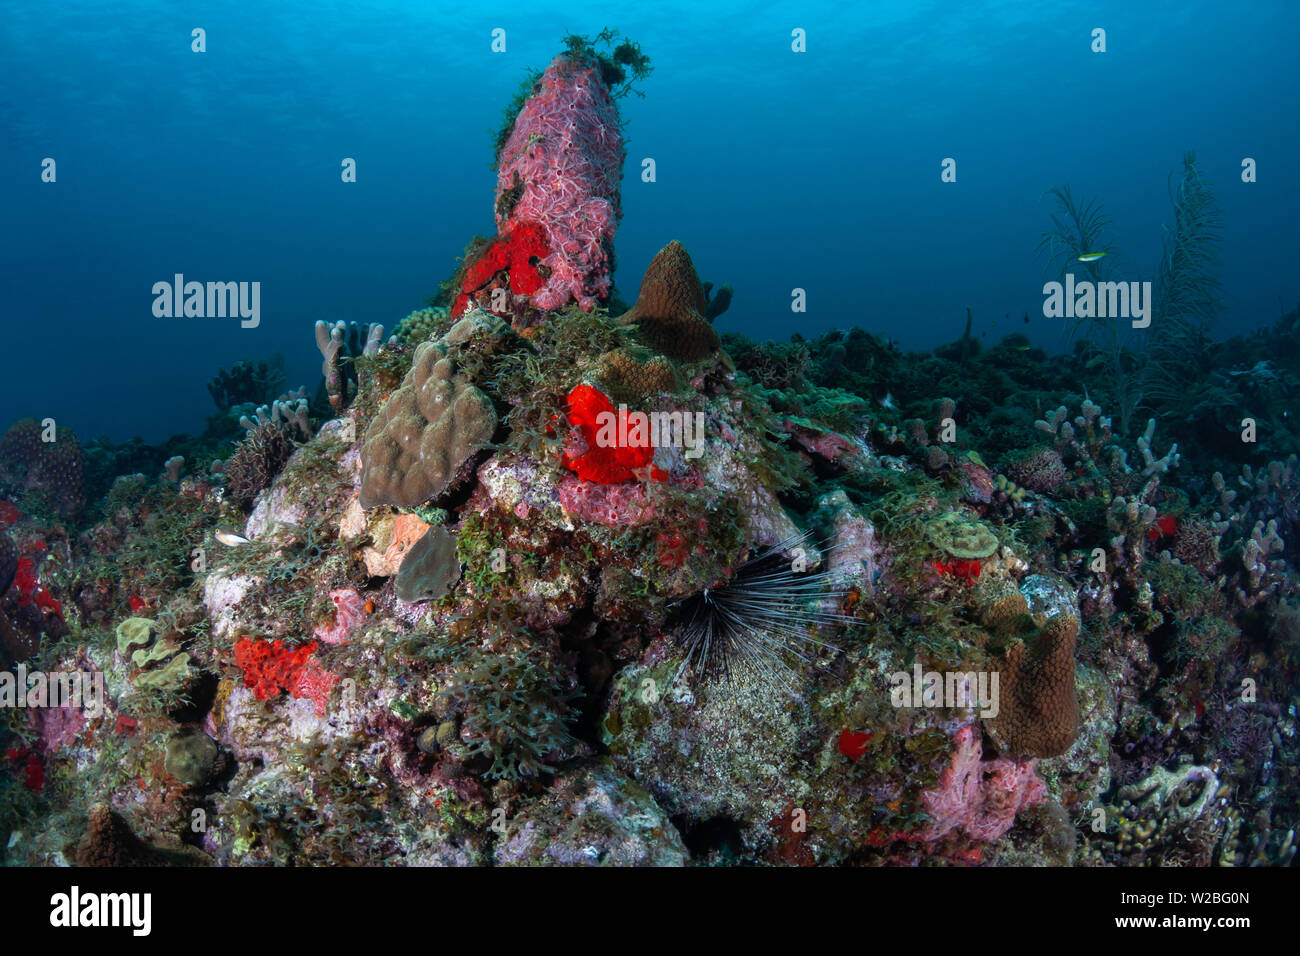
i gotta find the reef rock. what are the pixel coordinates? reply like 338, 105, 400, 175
494, 759, 688, 866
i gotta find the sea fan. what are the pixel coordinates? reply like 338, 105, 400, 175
1144, 151, 1224, 422
669, 532, 859, 692
1036, 184, 1142, 433
1036, 184, 1118, 287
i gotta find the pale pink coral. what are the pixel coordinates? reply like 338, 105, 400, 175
291, 658, 339, 718
920, 723, 1045, 842
314, 588, 366, 645
495, 54, 624, 311
556, 475, 655, 527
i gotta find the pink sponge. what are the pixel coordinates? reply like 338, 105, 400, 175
920, 723, 1046, 843
494, 54, 624, 312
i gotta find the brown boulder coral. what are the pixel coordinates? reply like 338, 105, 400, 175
0, 418, 85, 516
614, 240, 721, 361
359, 319, 500, 510
71, 804, 210, 866
591, 345, 681, 406
986, 613, 1081, 759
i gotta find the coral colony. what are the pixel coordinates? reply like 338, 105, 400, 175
3, 30, 1300, 873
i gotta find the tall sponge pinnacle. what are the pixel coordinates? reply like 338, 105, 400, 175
485, 53, 625, 313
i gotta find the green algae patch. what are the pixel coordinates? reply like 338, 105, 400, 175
115, 617, 155, 655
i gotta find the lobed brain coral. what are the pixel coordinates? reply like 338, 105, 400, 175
615, 241, 721, 362
359, 318, 501, 510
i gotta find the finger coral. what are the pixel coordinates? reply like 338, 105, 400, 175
316, 320, 386, 413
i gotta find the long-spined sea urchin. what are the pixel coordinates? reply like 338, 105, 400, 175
669, 532, 861, 692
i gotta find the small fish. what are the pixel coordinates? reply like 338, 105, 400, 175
1023, 312, 1030, 324
1077, 251, 1107, 262
880, 392, 897, 411
215, 530, 250, 547
1012, 345, 1033, 351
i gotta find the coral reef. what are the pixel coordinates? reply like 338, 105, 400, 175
316, 320, 387, 413
5, 33, 1298, 875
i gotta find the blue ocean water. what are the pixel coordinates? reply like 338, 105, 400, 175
1, 0, 1296, 442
